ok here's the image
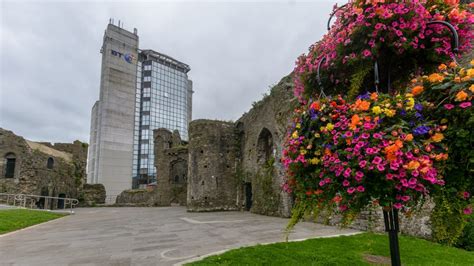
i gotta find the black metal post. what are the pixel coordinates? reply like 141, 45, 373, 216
383, 207, 401, 266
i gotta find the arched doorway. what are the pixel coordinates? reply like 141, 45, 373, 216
57, 193, 66, 209
37, 187, 48, 209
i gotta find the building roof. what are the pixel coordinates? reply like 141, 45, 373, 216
140, 49, 191, 73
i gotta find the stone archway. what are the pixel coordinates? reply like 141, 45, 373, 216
257, 128, 274, 165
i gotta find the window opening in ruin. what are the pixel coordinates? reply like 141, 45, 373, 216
244, 182, 253, 211
47, 157, 54, 169
257, 128, 274, 165
4, 153, 16, 178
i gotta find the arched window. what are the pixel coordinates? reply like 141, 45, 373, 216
47, 157, 54, 169
257, 128, 274, 165
4, 153, 16, 178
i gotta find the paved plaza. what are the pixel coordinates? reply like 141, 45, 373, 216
0, 207, 359, 265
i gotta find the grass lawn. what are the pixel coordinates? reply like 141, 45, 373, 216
0, 209, 66, 234
189, 233, 474, 266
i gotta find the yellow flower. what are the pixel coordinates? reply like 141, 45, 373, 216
467, 69, 474, 78
309, 158, 320, 165
372, 106, 382, 115
471, 59, 474, 66
431, 133, 444, 143
295, 123, 301, 129
300, 149, 307, 155
384, 109, 396, 117
314, 133, 320, 138
406, 97, 415, 110
470, 84, 474, 93
440, 118, 448, 124
455, 90, 468, 102
292, 131, 298, 139
428, 73, 444, 83
326, 123, 334, 131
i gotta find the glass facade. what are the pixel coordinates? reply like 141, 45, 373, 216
132, 50, 192, 188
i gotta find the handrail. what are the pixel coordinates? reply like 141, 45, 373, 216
0, 193, 79, 214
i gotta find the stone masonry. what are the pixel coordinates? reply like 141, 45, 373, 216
0, 128, 103, 208
187, 120, 240, 211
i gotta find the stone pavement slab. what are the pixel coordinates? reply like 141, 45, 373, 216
0, 207, 359, 265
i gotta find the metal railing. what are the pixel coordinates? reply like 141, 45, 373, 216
0, 193, 79, 214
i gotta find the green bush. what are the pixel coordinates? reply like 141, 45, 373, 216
457, 214, 474, 251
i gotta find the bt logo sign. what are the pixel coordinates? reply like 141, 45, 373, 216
111, 50, 135, 64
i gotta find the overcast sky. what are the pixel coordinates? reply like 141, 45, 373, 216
0, 0, 343, 143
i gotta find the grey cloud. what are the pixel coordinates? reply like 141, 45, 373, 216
0, 0, 344, 143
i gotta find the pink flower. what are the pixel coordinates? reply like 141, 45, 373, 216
463, 192, 471, 199
377, 164, 385, 172
401, 195, 410, 202
464, 207, 472, 215
357, 185, 365, 192
362, 49, 372, 57
393, 203, 403, 209
459, 102, 472, 109
372, 156, 383, 165
339, 205, 348, 212
444, 104, 455, 110
386, 173, 394, 180
347, 187, 356, 194
359, 160, 367, 168
343, 180, 350, 187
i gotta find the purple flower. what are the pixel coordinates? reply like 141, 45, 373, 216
413, 125, 430, 135
414, 103, 423, 111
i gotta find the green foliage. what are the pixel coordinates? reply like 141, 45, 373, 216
431, 193, 466, 246
347, 64, 373, 100
457, 213, 474, 251
189, 233, 474, 266
0, 209, 66, 234
252, 157, 280, 216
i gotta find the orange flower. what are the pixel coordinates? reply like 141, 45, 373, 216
428, 73, 444, 83
407, 160, 420, 170
370, 92, 378, 100
438, 64, 447, 71
411, 85, 424, 96
431, 133, 444, 143
444, 0, 459, 5
310, 101, 320, 111
470, 84, 474, 93
449, 61, 457, 68
350, 114, 360, 129
395, 139, 403, 148
332, 195, 342, 203
405, 134, 414, 141
455, 90, 468, 101
353, 99, 371, 111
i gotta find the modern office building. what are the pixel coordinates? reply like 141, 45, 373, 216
132, 50, 192, 188
87, 21, 192, 196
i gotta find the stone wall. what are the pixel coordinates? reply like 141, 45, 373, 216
115, 188, 160, 206
187, 120, 240, 211
154, 129, 188, 206
0, 128, 81, 208
79, 183, 106, 206
236, 74, 297, 217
